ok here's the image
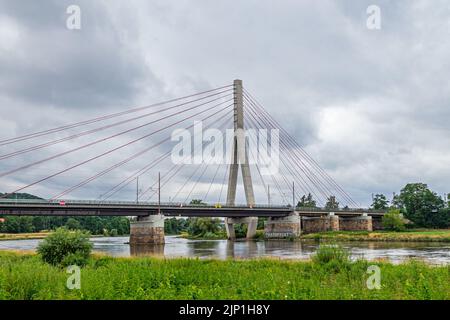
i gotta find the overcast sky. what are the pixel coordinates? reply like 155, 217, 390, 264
0, 0, 449, 206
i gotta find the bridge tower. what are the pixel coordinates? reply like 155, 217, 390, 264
224, 79, 258, 240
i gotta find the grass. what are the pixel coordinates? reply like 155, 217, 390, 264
0, 232, 52, 241
301, 229, 450, 242
179, 231, 227, 240
0, 251, 449, 300
0, 232, 111, 241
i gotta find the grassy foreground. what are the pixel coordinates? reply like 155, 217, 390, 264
0, 251, 449, 300
301, 230, 450, 242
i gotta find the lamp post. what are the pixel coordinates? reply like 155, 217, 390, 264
146, 172, 161, 214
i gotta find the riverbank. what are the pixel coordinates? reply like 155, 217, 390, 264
178, 231, 227, 240
300, 229, 450, 242
0, 251, 449, 299
0, 232, 113, 241
0, 232, 52, 241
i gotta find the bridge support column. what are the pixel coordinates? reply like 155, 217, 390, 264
372, 217, 384, 230
301, 213, 340, 234
130, 215, 165, 245
224, 79, 258, 241
264, 212, 301, 239
339, 214, 373, 232
225, 217, 258, 240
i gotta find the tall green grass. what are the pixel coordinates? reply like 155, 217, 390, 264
0, 251, 449, 300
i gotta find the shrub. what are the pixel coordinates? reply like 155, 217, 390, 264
37, 228, 92, 267
312, 244, 350, 266
382, 209, 407, 231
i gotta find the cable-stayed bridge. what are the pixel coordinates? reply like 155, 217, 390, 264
0, 80, 384, 242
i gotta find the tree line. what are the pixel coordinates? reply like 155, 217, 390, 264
0, 193, 129, 235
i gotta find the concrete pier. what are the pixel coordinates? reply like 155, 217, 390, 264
372, 217, 384, 230
264, 213, 301, 239
130, 214, 165, 245
301, 213, 373, 234
225, 217, 258, 240
339, 215, 373, 232
301, 214, 339, 233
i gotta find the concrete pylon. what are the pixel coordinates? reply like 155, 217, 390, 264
225, 79, 258, 240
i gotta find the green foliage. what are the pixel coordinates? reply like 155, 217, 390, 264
382, 209, 407, 231
0, 216, 34, 233
253, 230, 265, 240
257, 218, 266, 230
301, 229, 450, 242
325, 196, 339, 209
2, 251, 449, 300
165, 217, 188, 235
189, 199, 207, 205
393, 183, 448, 228
297, 193, 317, 208
312, 244, 350, 266
0, 215, 130, 235
371, 194, 389, 210
65, 218, 81, 230
187, 218, 224, 238
234, 223, 247, 238
37, 228, 92, 267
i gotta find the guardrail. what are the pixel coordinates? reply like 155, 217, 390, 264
0, 199, 384, 213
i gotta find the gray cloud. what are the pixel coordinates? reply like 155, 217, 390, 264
0, 0, 158, 109
1, 0, 449, 206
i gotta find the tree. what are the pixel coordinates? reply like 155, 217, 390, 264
394, 183, 447, 228
165, 217, 188, 235
0, 216, 34, 233
371, 194, 389, 210
297, 193, 317, 208
187, 218, 223, 237
382, 209, 407, 231
65, 218, 81, 230
190, 199, 207, 206
325, 196, 339, 210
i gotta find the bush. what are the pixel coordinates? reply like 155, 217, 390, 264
312, 244, 350, 266
37, 228, 92, 267
382, 209, 407, 231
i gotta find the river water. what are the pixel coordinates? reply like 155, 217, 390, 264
1, 236, 449, 265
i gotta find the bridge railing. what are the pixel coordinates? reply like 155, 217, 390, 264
0, 199, 385, 213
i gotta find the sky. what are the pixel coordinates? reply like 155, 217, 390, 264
0, 0, 449, 207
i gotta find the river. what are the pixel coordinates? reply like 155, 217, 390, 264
1, 236, 450, 264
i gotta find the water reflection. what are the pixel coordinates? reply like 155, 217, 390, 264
0, 236, 449, 265
130, 244, 164, 257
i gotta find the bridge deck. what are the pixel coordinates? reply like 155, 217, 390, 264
0, 199, 385, 218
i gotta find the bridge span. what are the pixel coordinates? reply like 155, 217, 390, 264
0, 199, 384, 218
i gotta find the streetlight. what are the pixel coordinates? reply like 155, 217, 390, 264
146, 172, 161, 214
